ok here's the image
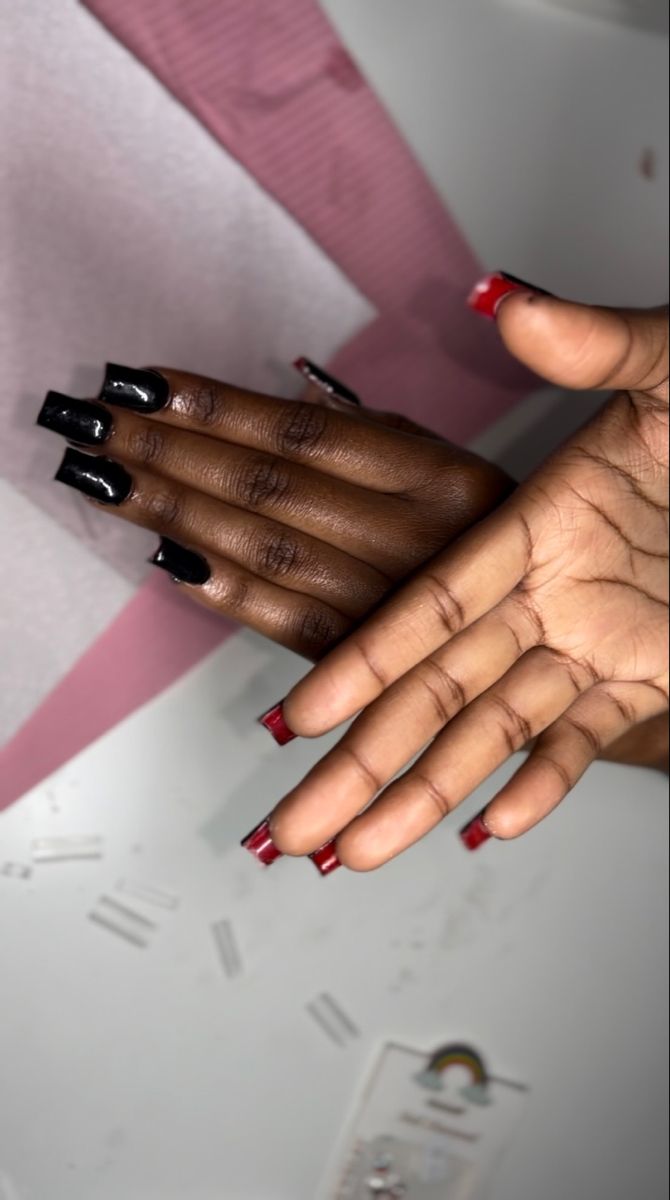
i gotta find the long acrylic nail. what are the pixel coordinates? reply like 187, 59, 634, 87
459, 812, 493, 851
293, 357, 361, 407
259, 702, 296, 746
150, 537, 211, 586
240, 818, 283, 866
54, 447, 133, 505
309, 840, 342, 877
37, 392, 113, 446
99, 363, 169, 413
467, 271, 550, 320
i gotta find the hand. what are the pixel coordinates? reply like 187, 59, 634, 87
40, 362, 513, 660
269, 291, 669, 869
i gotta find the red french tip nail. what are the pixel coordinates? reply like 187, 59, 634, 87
241, 818, 283, 866
259, 702, 296, 746
467, 271, 538, 319
459, 812, 493, 852
309, 840, 342, 877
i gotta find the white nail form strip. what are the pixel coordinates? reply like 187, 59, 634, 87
306, 993, 360, 1046
212, 919, 243, 978
116, 877, 180, 910
32, 836, 104, 862
88, 895, 157, 948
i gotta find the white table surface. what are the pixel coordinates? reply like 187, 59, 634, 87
1, 2, 668, 1199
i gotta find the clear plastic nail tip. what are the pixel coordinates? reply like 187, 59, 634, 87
1, 862, 32, 880
116, 877, 180, 910
306, 992, 360, 1047
88, 895, 156, 949
31, 836, 104, 863
212, 919, 243, 979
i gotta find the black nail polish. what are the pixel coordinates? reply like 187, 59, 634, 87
150, 538, 211, 585
99, 363, 169, 413
293, 357, 361, 406
37, 392, 113, 446
500, 272, 553, 297
54, 448, 133, 505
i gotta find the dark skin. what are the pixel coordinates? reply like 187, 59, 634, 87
52, 367, 668, 770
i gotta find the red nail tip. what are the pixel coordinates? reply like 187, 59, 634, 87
467, 272, 531, 319
259, 702, 296, 746
241, 818, 283, 866
459, 813, 493, 852
309, 840, 342, 876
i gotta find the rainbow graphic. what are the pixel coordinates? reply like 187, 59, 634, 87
414, 1043, 492, 1106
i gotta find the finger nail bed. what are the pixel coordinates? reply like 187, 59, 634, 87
259, 702, 296, 746
309, 840, 342, 876
54, 448, 132, 505
241, 818, 283, 866
293, 357, 361, 407
37, 392, 113, 446
150, 537, 211, 585
100, 363, 169, 413
468, 271, 549, 319
459, 812, 493, 851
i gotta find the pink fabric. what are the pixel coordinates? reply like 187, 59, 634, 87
1, 0, 534, 811
81, 0, 532, 441
0, 576, 233, 811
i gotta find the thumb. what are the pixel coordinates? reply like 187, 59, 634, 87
471, 274, 669, 402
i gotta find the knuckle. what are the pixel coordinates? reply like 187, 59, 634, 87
127, 424, 165, 467
415, 659, 465, 727
213, 572, 252, 614
489, 695, 533, 755
423, 572, 465, 637
276, 402, 328, 456
236, 455, 292, 509
256, 529, 302, 578
177, 382, 219, 427
143, 487, 185, 529
296, 605, 342, 654
414, 771, 453, 820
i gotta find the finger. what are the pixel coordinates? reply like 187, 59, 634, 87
326, 648, 591, 871
496, 292, 669, 402
98, 364, 448, 493
475, 680, 670, 842
270, 594, 539, 854
282, 499, 531, 735
149, 537, 352, 659
84, 408, 416, 575
54, 449, 388, 617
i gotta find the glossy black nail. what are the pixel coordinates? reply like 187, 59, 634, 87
293, 357, 361, 406
99, 363, 169, 413
150, 538, 211, 586
54, 448, 133, 505
37, 392, 113, 446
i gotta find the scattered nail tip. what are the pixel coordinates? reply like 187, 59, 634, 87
212, 918, 243, 979
31, 835, 104, 863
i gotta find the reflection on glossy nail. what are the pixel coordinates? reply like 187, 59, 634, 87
259, 702, 296, 746
150, 538, 211, 586
54, 448, 133, 505
309, 840, 342, 876
240, 818, 283, 866
99, 363, 169, 413
37, 392, 113, 446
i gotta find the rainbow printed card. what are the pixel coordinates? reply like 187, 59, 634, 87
323, 1041, 529, 1199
